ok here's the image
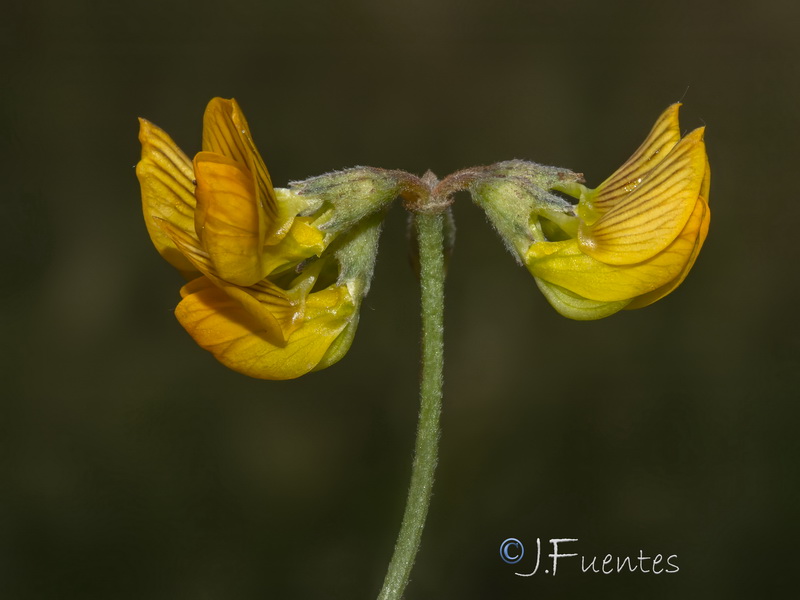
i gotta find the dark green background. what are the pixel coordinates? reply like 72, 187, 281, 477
2, 0, 798, 598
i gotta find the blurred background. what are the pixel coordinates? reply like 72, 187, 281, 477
2, 0, 798, 598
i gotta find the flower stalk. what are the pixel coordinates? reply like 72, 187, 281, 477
378, 210, 446, 600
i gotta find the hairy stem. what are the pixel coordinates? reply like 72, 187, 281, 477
377, 212, 445, 600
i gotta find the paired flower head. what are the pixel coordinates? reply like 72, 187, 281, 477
137, 98, 379, 379
138, 99, 711, 380
472, 104, 710, 320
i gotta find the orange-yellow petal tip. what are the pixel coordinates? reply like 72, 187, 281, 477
136, 118, 200, 275
176, 283, 354, 380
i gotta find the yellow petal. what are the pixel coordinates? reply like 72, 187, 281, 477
201, 98, 284, 239
135, 118, 199, 276
534, 278, 630, 320
179, 275, 216, 298
314, 314, 360, 371
626, 158, 711, 309
175, 282, 354, 380
261, 217, 327, 276
162, 222, 301, 344
579, 127, 706, 265
527, 193, 707, 302
588, 104, 682, 216
193, 151, 268, 286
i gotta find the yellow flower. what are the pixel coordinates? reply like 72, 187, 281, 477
525, 104, 710, 319
136, 98, 364, 379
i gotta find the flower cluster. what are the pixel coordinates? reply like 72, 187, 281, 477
137, 98, 380, 379
138, 100, 711, 378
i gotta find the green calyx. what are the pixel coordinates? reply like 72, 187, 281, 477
291, 167, 424, 234
467, 160, 583, 260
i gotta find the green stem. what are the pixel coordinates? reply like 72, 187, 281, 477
378, 212, 445, 600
